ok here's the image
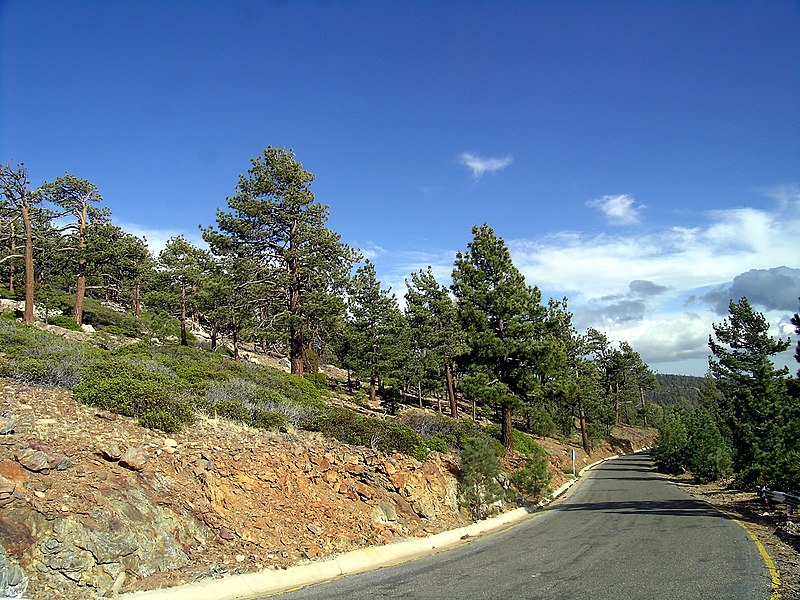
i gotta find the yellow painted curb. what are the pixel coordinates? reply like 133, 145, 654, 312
706, 504, 782, 599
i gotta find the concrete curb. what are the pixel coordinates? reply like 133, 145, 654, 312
120, 450, 644, 600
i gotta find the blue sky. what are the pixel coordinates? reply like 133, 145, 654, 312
2, 1, 799, 376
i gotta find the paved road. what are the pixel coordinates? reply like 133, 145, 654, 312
270, 452, 772, 599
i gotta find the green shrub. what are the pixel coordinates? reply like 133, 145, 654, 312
485, 424, 543, 456
400, 413, 481, 451
304, 371, 328, 390
251, 409, 289, 432
459, 436, 503, 520
73, 373, 175, 416
685, 410, 732, 483
302, 407, 428, 461
139, 404, 194, 433
0, 321, 100, 387
48, 315, 82, 331
212, 399, 251, 423
81, 299, 141, 337
426, 437, 449, 453
653, 408, 689, 475
511, 450, 552, 502
139, 310, 182, 340
352, 389, 369, 407
521, 404, 559, 437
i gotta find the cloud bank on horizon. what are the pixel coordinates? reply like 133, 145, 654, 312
509, 189, 800, 374
365, 185, 799, 376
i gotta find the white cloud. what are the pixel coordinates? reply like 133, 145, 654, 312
587, 194, 643, 225
117, 223, 206, 258
510, 199, 800, 303
353, 241, 387, 262
459, 152, 513, 180
507, 195, 800, 374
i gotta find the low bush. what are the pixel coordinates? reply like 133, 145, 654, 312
81, 299, 142, 337
48, 315, 82, 331
251, 409, 289, 432
485, 424, 544, 457
212, 399, 251, 423
459, 436, 503, 520
302, 407, 428, 461
399, 412, 480, 451
138, 403, 195, 433
0, 320, 99, 387
510, 450, 552, 502
426, 437, 449, 453
304, 371, 328, 390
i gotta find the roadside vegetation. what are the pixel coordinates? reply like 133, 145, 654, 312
652, 298, 800, 494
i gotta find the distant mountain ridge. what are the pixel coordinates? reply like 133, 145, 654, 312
645, 373, 706, 406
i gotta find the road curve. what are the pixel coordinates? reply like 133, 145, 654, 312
269, 452, 773, 600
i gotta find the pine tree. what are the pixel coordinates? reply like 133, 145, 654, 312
203, 147, 356, 375
0, 164, 40, 322
452, 224, 545, 451
345, 261, 402, 404
708, 297, 791, 481
38, 174, 110, 324
405, 267, 462, 417
153, 236, 211, 346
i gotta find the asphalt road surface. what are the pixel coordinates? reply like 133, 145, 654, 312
270, 452, 772, 600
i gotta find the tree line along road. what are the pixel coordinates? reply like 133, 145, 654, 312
269, 452, 775, 600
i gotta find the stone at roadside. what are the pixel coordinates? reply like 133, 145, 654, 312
99, 443, 122, 462
0, 416, 17, 435
0, 474, 16, 505
118, 447, 148, 471
306, 523, 323, 536
0, 459, 28, 483
15, 448, 50, 472
0, 550, 29, 598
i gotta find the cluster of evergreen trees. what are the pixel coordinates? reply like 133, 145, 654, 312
654, 298, 800, 492
2, 149, 657, 453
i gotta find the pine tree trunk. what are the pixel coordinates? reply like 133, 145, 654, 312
288, 218, 304, 376
180, 287, 188, 346
73, 268, 86, 325
369, 373, 377, 404
8, 221, 14, 295
579, 403, 590, 454
133, 283, 141, 317
502, 406, 514, 452
210, 323, 218, 351
445, 359, 458, 418
291, 328, 304, 376
640, 387, 648, 427
418, 382, 423, 409
232, 321, 239, 360
21, 204, 34, 323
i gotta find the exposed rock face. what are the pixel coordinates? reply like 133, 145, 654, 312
0, 381, 655, 599
0, 383, 470, 599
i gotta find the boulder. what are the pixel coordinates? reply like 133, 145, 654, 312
119, 447, 148, 471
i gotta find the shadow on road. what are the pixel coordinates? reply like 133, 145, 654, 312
549, 497, 726, 518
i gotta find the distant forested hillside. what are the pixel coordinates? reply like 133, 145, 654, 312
645, 374, 705, 406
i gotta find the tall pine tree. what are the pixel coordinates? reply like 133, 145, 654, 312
203, 147, 356, 375
452, 224, 545, 451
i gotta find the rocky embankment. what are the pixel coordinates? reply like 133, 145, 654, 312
0, 381, 655, 599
